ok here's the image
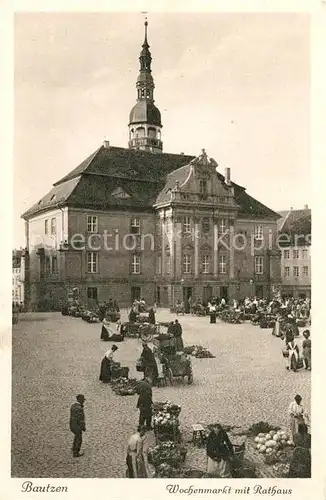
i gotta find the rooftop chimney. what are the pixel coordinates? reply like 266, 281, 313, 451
225, 167, 231, 186
290, 207, 293, 211
180, 152, 184, 155
103, 139, 110, 149
304, 204, 308, 209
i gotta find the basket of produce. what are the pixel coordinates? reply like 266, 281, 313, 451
153, 401, 181, 417
153, 411, 180, 432
119, 367, 129, 379
282, 348, 289, 358
111, 362, 121, 379
272, 463, 290, 478
111, 377, 138, 396
149, 442, 187, 468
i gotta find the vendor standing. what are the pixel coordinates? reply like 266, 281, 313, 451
148, 307, 156, 325
99, 345, 118, 383
206, 424, 234, 478
140, 341, 158, 385
136, 377, 153, 431
174, 319, 184, 351
208, 302, 217, 324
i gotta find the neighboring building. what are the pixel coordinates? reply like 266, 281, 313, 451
22, 22, 281, 310
12, 250, 25, 305
277, 206, 311, 298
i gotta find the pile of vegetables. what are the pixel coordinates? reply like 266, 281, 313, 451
149, 441, 187, 467
153, 401, 181, 417
184, 345, 215, 358
220, 310, 242, 324
153, 411, 180, 431
110, 377, 138, 396
153, 401, 181, 437
254, 430, 294, 460
153, 463, 180, 478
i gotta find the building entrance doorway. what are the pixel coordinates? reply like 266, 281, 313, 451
203, 286, 212, 305
183, 287, 193, 313
220, 286, 228, 302
131, 286, 141, 302
255, 285, 264, 299
87, 287, 98, 309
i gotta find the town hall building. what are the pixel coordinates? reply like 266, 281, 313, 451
22, 22, 281, 310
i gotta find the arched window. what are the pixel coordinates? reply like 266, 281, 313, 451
148, 127, 156, 139
136, 127, 145, 138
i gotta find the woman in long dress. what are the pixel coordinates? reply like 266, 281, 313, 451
286, 338, 299, 371
100, 318, 115, 341
302, 330, 311, 370
206, 424, 234, 478
272, 314, 282, 337
288, 394, 308, 439
99, 345, 118, 383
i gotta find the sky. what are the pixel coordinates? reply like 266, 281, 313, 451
14, 12, 310, 248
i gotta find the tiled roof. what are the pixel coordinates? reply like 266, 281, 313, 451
155, 164, 193, 204
234, 189, 280, 220
22, 145, 279, 221
277, 208, 311, 234
21, 177, 81, 218
54, 146, 194, 186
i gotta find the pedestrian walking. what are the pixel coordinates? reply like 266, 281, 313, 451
69, 394, 86, 458
285, 338, 299, 372
302, 330, 311, 370
136, 377, 153, 431
99, 345, 118, 383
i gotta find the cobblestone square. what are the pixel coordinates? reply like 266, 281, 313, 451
11, 310, 310, 478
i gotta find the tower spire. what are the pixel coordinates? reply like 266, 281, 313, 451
128, 20, 163, 153
139, 19, 152, 73
143, 19, 149, 48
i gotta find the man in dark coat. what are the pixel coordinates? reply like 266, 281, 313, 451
140, 341, 158, 385
148, 307, 156, 325
136, 378, 153, 430
174, 319, 184, 351
129, 307, 138, 323
70, 394, 86, 457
